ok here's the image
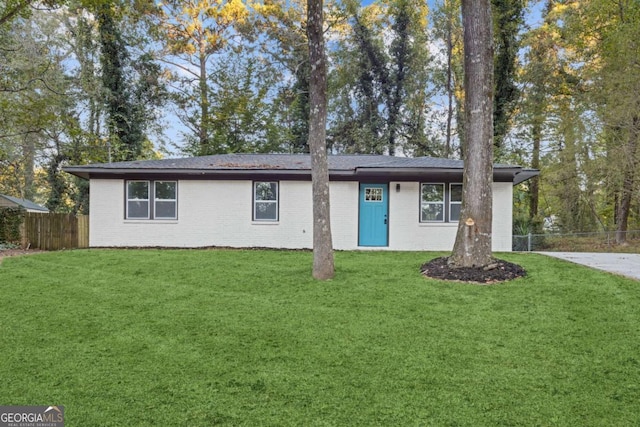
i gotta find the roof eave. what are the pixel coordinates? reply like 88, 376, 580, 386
62, 167, 352, 180
63, 165, 540, 185
357, 166, 534, 184
512, 169, 540, 185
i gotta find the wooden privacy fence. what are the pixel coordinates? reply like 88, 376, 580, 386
22, 212, 89, 250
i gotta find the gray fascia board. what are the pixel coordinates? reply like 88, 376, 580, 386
355, 166, 528, 183
63, 167, 351, 180
355, 167, 461, 174
63, 165, 539, 184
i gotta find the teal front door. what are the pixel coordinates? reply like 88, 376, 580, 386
359, 183, 389, 246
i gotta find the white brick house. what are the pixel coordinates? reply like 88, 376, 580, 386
63, 154, 537, 251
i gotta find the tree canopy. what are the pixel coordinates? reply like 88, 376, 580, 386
0, 0, 638, 240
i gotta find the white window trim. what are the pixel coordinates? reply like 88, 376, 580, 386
125, 180, 177, 220
449, 183, 462, 222
126, 180, 150, 220
154, 181, 178, 220
420, 183, 445, 223
253, 181, 279, 222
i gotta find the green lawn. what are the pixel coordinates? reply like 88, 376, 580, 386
1, 249, 639, 426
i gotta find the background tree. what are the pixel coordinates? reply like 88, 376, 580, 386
152, 0, 250, 155
207, 55, 286, 153
448, 0, 494, 268
329, 0, 431, 156
95, 2, 143, 161
430, 0, 464, 158
0, 0, 62, 26
0, 8, 70, 201
1, 1, 166, 212
253, 0, 312, 153
561, 0, 640, 243
518, 6, 556, 233
491, 0, 524, 159
515, 0, 640, 238
307, 0, 334, 280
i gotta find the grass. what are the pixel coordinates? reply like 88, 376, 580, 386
1, 249, 640, 425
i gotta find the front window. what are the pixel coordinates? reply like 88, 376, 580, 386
254, 182, 278, 221
449, 184, 462, 221
155, 181, 177, 219
421, 183, 444, 222
127, 181, 150, 219
126, 180, 177, 220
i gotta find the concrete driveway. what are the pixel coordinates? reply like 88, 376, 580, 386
538, 252, 640, 281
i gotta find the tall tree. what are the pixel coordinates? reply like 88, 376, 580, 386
491, 0, 523, 158
331, 5, 387, 154
94, 1, 166, 162
152, 0, 250, 156
386, 0, 424, 155
96, 2, 142, 161
582, 0, 640, 243
329, 0, 430, 156
307, 0, 334, 280
0, 9, 69, 200
431, 0, 464, 158
207, 55, 287, 153
549, 0, 640, 239
519, 1, 556, 231
448, 0, 494, 268
253, 0, 312, 153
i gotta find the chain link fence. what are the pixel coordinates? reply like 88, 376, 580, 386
513, 230, 640, 252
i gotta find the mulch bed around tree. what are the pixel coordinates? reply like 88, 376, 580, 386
421, 256, 526, 284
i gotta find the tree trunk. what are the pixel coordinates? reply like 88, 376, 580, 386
307, 0, 334, 280
22, 134, 36, 200
198, 45, 210, 155
445, 1, 454, 158
449, 0, 494, 268
557, 102, 583, 232
491, 0, 523, 160
615, 115, 639, 244
529, 115, 541, 228
387, 3, 409, 157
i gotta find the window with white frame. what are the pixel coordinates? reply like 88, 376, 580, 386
127, 181, 150, 219
420, 183, 444, 222
254, 181, 278, 221
449, 183, 462, 222
126, 180, 177, 220
154, 181, 177, 219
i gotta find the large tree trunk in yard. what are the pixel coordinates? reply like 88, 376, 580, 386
448, 0, 494, 268
307, 0, 335, 280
